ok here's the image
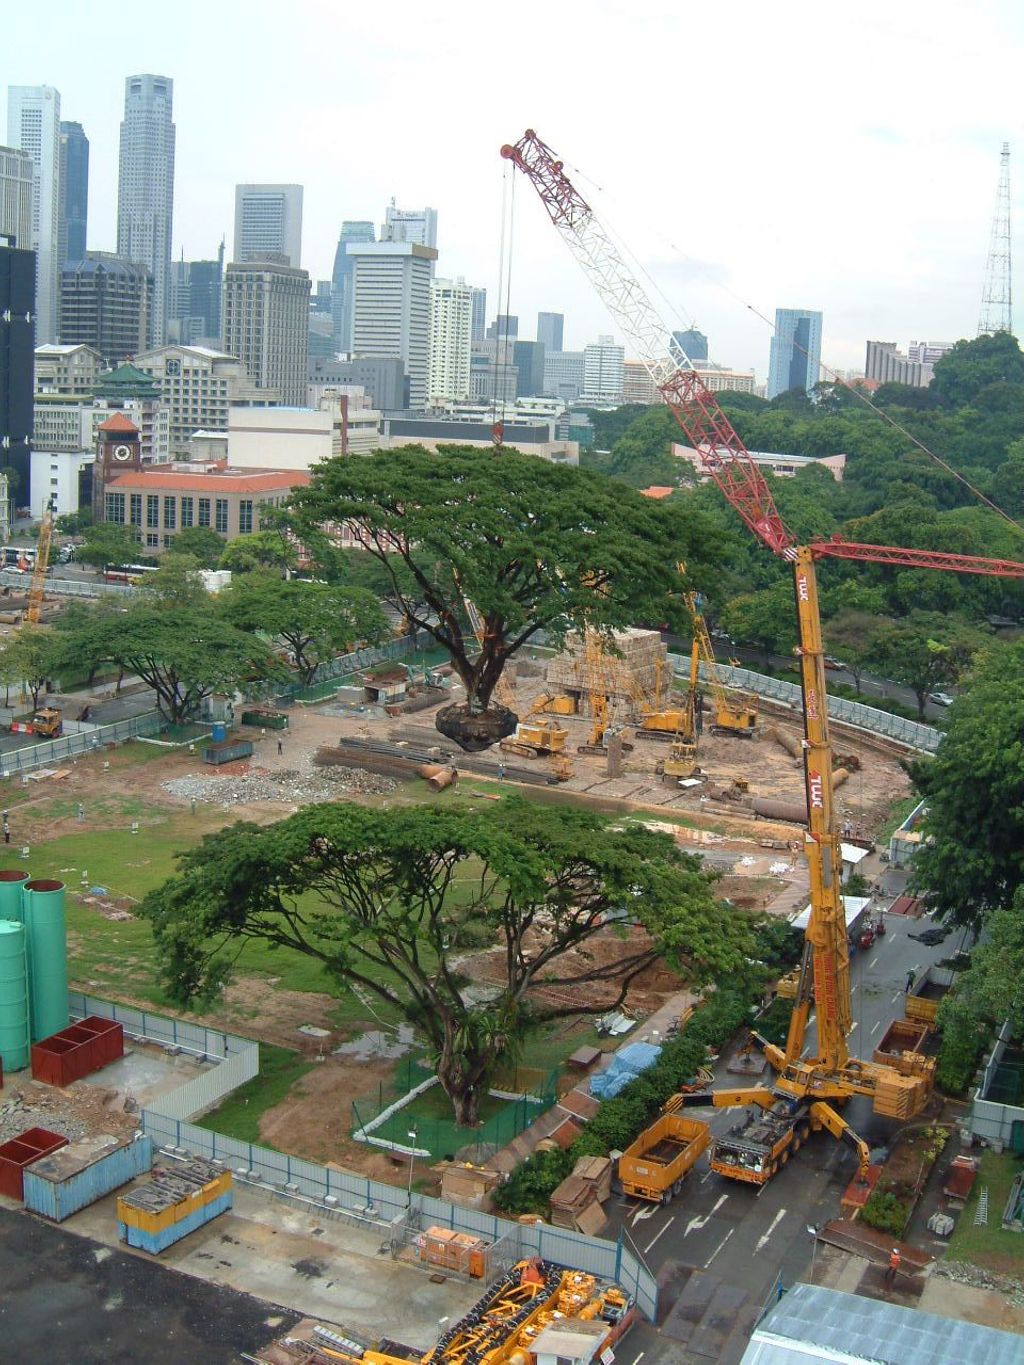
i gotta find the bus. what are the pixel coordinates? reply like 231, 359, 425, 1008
1, 545, 37, 570
103, 563, 159, 584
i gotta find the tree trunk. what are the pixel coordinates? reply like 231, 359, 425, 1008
435, 1037, 494, 1127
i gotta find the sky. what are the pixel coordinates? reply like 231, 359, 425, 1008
3, 0, 1024, 379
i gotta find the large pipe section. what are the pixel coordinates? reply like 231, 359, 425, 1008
0, 918, 29, 1070
22, 879, 68, 1042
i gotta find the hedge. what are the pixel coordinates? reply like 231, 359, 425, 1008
493, 988, 755, 1216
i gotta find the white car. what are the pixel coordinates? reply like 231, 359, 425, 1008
928, 692, 955, 707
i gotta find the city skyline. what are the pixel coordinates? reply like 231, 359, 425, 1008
2, 0, 1022, 375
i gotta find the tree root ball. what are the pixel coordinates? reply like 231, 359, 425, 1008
436, 702, 518, 752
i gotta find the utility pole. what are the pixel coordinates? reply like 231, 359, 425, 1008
978, 142, 1013, 337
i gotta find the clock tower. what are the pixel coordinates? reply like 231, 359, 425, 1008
93, 412, 142, 521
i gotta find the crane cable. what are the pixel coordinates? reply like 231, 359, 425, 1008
490, 164, 517, 447
565, 160, 1024, 539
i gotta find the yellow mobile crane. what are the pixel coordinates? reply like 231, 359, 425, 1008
501, 128, 1006, 1184
25, 498, 55, 625
684, 591, 758, 736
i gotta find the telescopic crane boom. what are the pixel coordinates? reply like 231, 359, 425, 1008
503, 129, 1024, 1177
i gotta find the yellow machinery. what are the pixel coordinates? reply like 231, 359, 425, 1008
528, 690, 576, 717
25, 499, 55, 625
684, 591, 758, 736
313, 1259, 635, 1365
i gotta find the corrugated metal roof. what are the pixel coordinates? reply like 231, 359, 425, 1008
741, 1284, 1024, 1365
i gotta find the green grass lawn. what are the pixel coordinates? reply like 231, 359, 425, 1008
879, 794, 922, 843
945, 1150, 1024, 1273
195, 1043, 315, 1145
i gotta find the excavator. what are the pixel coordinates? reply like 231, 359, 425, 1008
501, 128, 1024, 1184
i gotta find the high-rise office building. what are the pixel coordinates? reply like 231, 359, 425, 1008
543, 350, 585, 401
537, 312, 564, 353
0, 145, 33, 248
671, 327, 708, 363
222, 261, 310, 406
622, 360, 658, 405
582, 335, 624, 404
767, 308, 822, 399
60, 252, 152, 368
513, 340, 545, 398
0, 237, 35, 504
234, 184, 303, 268
331, 220, 375, 354
6, 85, 61, 343
58, 120, 88, 267
381, 201, 437, 248
169, 243, 224, 347
428, 277, 472, 403
348, 241, 437, 410
117, 74, 175, 345
487, 314, 518, 341
470, 287, 487, 343
908, 340, 953, 366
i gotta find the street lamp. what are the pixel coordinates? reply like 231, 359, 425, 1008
407, 1129, 418, 1203
806, 1224, 820, 1282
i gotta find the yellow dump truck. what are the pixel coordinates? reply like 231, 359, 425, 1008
616, 1112, 711, 1203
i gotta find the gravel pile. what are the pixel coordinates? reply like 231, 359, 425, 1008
0, 1083, 134, 1145
162, 764, 398, 808
936, 1259, 1024, 1305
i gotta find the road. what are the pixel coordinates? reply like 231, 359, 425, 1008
604, 908, 959, 1364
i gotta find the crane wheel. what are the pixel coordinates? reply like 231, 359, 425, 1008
780, 1149, 790, 1166
791, 1132, 802, 1153
797, 1121, 811, 1142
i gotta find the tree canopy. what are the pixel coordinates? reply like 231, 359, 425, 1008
290, 445, 721, 745
141, 798, 750, 1124
169, 527, 226, 569
76, 522, 146, 570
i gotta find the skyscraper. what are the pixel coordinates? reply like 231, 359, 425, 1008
234, 184, 303, 267
117, 74, 175, 345
513, 340, 545, 398
428, 277, 472, 403
671, 327, 708, 363
58, 120, 88, 266
0, 237, 36, 505
60, 253, 152, 367
767, 308, 822, 399
6, 85, 61, 343
222, 261, 310, 405
582, 336, 625, 404
381, 201, 437, 248
331, 220, 375, 353
168, 241, 224, 346
487, 314, 518, 341
470, 287, 487, 343
348, 241, 437, 409
537, 312, 564, 353
0, 145, 33, 248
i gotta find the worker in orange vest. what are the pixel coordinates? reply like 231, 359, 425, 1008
885, 1246, 901, 1287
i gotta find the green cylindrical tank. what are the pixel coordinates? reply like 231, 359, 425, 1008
22, 879, 68, 1042
0, 918, 30, 1070
0, 870, 29, 923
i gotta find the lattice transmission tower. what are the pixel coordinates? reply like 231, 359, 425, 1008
978, 142, 1013, 336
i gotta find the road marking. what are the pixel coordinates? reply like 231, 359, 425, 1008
871, 1021, 882, 1035
631, 1204, 657, 1225
756, 1179, 769, 1198
755, 1208, 788, 1253
643, 1216, 674, 1253
685, 1192, 729, 1235
912, 962, 921, 971
891, 992, 901, 1005
700, 1168, 714, 1184
704, 1228, 734, 1268
869, 956, 879, 969
849, 1022, 858, 1033
629, 1354, 645, 1365
851, 984, 858, 994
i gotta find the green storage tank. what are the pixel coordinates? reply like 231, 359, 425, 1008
22, 879, 68, 1042
0, 918, 29, 1070
0, 869, 29, 923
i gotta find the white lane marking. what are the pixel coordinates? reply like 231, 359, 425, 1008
684, 1192, 729, 1235
756, 1179, 769, 1198
849, 1022, 858, 1033
710, 1193, 728, 1216
869, 956, 879, 969
643, 1216, 674, 1253
851, 984, 858, 994
912, 962, 921, 971
755, 1208, 788, 1253
871, 1021, 882, 1036
704, 1227, 734, 1268
700, 1168, 714, 1184
631, 1203, 657, 1225
630, 1354, 645, 1365
891, 993, 901, 1005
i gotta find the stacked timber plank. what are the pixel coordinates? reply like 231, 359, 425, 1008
872, 1072, 929, 1119
546, 629, 667, 706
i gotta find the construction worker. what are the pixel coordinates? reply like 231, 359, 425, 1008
906, 970, 916, 994
885, 1246, 901, 1288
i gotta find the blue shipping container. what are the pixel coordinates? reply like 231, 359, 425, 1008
23, 1135, 153, 1222
118, 1189, 233, 1255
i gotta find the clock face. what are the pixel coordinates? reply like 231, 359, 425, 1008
165, 358, 181, 377
112, 444, 133, 462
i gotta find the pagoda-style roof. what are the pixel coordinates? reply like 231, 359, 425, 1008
96, 412, 140, 435
94, 362, 161, 400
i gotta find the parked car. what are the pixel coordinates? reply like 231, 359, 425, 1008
928, 692, 955, 706
823, 656, 845, 670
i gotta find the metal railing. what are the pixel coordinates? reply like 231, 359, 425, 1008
0, 710, 163, 776
0, 570, 133, 599
667, 654, 941, 754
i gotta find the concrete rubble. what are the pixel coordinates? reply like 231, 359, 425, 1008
936, 1259, 1024, 1306
162, 764, 397, 808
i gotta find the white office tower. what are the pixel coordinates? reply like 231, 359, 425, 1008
582, 335, 625, 403
0, 144, 33, 248
117, 75, 175, 345
381, 200, 437, 249
6, 85, 61, 341
234, 184, 303, 267
428, 277, 472, 403
348, 241, 437, 410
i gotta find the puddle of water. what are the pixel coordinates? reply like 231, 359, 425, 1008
335, 1024, 416, 1062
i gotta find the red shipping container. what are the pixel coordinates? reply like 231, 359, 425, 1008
79, 1016, 123, 1068
30, 1017, 124, 1086
0, 1127, 68, 1200
30, 1035, 79, 1087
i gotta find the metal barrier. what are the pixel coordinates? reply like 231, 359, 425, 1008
667, 654, 941, 754
0, 710, 163, 776
1, 570, 133, 599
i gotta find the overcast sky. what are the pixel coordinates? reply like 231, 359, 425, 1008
4, 0, 1022, 378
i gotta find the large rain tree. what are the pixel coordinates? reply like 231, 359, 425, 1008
288, 445, 722, 749
141, 798, 750, 1125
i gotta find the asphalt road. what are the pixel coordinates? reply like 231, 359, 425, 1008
602, 908, 960, 1364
